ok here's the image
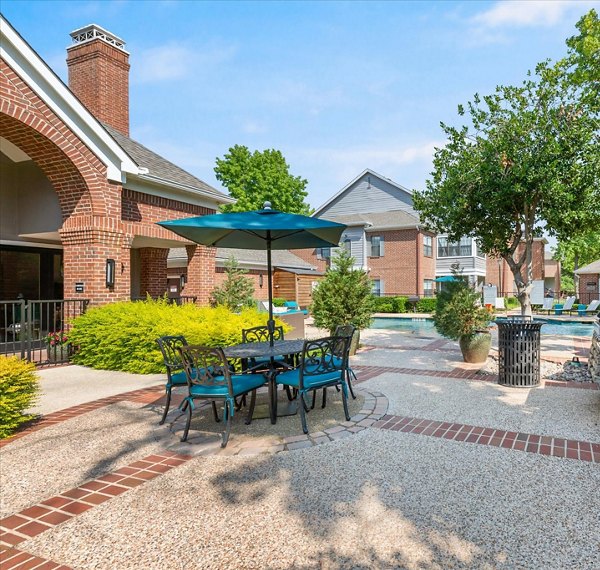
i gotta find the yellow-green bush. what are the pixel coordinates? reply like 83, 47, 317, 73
69, 299, 290, 374
0, 356, 39, 439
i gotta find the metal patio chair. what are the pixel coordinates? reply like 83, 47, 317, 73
156, 335, 221, 425
275, 336, 351, 434
178, 345, 265, 446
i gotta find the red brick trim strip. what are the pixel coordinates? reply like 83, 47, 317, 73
0, 386, 163, 448
352, 365, 599, 390
373, 414, 600, 463
0, 544, 71, 569
0, 452, 191, 548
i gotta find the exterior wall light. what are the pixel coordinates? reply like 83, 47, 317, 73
105, 259, 116, 288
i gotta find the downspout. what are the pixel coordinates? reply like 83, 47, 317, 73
416, 230, 421, 296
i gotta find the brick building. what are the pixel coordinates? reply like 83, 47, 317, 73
0, 20, 233, 304
575, 260, 600, 305
295, 169, 436, 297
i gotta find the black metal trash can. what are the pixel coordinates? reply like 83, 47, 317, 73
497, 318, 543, 387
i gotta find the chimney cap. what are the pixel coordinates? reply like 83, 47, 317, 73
68, 24, 128, 53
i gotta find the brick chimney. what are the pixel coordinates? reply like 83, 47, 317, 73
67, 24, 130, 136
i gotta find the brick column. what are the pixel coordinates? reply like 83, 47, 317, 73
60, 225, 129, 305
185, 245, 217, 305
139, 248, 169, 298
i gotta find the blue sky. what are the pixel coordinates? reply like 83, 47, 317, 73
2, 0, 597, 211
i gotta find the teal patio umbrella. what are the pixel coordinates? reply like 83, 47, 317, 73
434, 276, 460, 282
158, 202, 346, 345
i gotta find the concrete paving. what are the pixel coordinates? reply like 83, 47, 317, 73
27, 365, 164, 415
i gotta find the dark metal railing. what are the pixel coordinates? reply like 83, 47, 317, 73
0, 299, 89, 365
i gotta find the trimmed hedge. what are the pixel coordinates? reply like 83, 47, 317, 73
415, 298, 437, 313
371, 296, 408, 313
0, 356, 39, 439
69, 299, 290, 374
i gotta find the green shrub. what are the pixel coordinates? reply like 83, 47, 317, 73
272, 298, 287, 307
371, 297, 393, 312
69, 299, 289, 374
505, 297, 520, 309
415, 298, 437, 313
0, 356, 39, 439
392, 296, 408, 313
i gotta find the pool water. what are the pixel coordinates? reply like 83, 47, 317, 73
370, 317, 594, 337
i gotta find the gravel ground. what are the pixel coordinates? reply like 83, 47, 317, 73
352, 347, 464, 371
25, 429, 600, 570
0, 401, 165, 517
365, 372, 600, 442
480, 357, 594, 383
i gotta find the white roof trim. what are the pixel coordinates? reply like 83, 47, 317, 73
313, 168, 413, 217
126, 172, 235, 207
1, 15, 139, 182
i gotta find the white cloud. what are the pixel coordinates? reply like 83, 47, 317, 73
242, 120, 268, 134
471, 0, 597, 29
132, 42, 236, 83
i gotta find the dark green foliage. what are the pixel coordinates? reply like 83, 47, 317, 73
311, 249, 374, 334
0, 356, 39, 438
413, 11, 600, 316
215, 145, 312, 214
371, 296, 408, 313
68, 299, 287, 374
272, 298, 287, 307
415, 298, 437, 313
210, 256, 255, 311
433, 264, 490, 340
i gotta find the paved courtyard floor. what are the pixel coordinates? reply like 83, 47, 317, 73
1, 325, 598, 569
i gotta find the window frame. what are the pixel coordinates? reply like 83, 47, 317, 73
423, 235, 433, 258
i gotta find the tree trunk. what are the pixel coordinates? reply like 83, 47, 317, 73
573, 252, 580, 297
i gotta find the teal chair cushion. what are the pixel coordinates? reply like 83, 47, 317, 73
276, 368, 341, 389
169, 371, 188, 386
188, 374, 265, 399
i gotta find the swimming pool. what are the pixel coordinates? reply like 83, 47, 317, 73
370, 317, 594, 337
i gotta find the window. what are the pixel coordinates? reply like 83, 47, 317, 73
437, 236, 472, 257
423, 235, 433, 257
424, 279, 435, 297
369, 235, 384, 257
372, 279, 382, 297
318, 247, 331, 260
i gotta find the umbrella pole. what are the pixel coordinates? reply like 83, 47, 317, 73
266, 233, 275, 347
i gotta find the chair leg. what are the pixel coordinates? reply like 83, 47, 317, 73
211, 401, 221, 422
180, 400, 193, 442
245, 390, 257, 425
348, 369, 357, 400
340, 383, 351, 422
221, 401, 232, 448
285, 385, 294, 401
299, 391, 309, 434
311, 390, 317, 409
301, 392, 311, 413
159, 387, 172, 425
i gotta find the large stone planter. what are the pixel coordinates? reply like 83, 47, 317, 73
459, 331, 491, 363
47, 344, 70, 363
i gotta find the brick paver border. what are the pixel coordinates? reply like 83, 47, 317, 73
0, 452, 191, 549
373, 415, 600, 463
0, 544, 72, 569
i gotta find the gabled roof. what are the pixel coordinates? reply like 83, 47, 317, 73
574, 259, 600, 275
323, 210, 420, 230
1, 15, 233, 207
313, 168, 413, 217
103, 124, 231, 203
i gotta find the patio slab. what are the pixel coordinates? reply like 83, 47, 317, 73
22, 429, 600, 570
364, 372, 600, 443
351, 347, 464, 371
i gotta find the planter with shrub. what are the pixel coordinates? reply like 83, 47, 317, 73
434, 264, 492, 363
0, 356, 39, 438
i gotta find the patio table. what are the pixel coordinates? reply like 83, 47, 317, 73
224, 339, 305, 424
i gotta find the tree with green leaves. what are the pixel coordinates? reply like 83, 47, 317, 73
215, 145, 311, 214
210, 256, 255, 311
554, 230, 600, 293
311, 248, 374, 335
413, 10, 600, 316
